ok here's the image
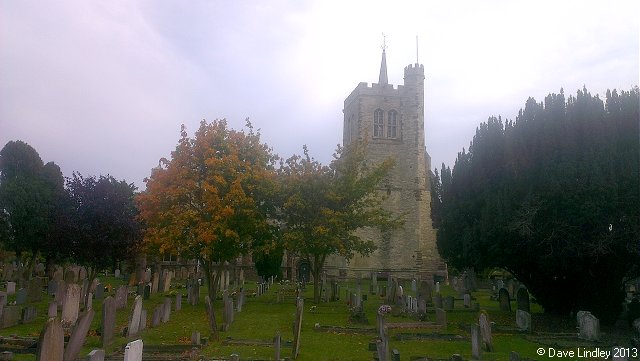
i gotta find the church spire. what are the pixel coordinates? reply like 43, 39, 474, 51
378, 33, 388, 85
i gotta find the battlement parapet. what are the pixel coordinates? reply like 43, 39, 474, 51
344, 81, 409, 107
404, 63, 425, 75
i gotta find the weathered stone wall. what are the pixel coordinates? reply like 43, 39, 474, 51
326, 63, 445, 281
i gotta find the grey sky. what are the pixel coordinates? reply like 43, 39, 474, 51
1, 1, 638, 189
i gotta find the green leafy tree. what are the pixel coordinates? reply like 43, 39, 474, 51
137, 119, 278, 338
279, 141, 400, 303
432, 87, 640, 323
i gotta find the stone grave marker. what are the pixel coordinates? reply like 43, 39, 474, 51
114, 269, 121, 278
0, 305, 20, 328
577, 311, 600, 341
176, 293, 182, 311
101, 296, 116, 347
434, 293, 443, 308
510, 351, 520, 361
443, 295, 454, 310
516, 287, 530, 313
47, 279, 57, 296
64, 268, 76, 284
127, 295, 143, 337
36, 318, 64, 361
6, 281, 16, 295
479, 312, 493, 351
471, 324, 481, 360
115, 285, 128, 310
95, 283, 104, 300
516, 309, 531, 331
48, 301, 57, 318
151, 272, 159, 294
436, 281, 440, 293
151, 305, 162, 327
139, 309, 147, 331
464, 294, 471, 308
54, 280, 66, 306
498, 288, 511, 311
86, 349, 105, 361
15, 288, 26, 305
292, 297, 304, 359
143, 284, 151, 300
21, 305, 37, 323
123, 339, 143, 361
191, 331, 201, 345
162, 297, 171, 323
162, 270, 172, 292
86, 292, 93, 310
62, 283, 81, 326
274, 332, 281, 361
63, 308, 95, 361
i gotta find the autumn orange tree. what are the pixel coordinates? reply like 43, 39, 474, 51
279, 141, 400, 303
137, 119, 278, 337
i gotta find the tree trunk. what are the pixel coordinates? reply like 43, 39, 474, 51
202, 260, 220, 340
84, 267, 97, 310
311, 254, 327, 304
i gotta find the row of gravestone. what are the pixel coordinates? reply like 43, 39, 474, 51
498, 286, 530, 313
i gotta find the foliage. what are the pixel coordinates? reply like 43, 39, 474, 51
66, 173, 143, 288
253, 245, 284, 280
432, 86, 640, 324
137, 119, 278, 337
278, 141, 400, 303
0, 140, 68, 269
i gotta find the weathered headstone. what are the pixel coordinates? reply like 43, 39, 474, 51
162, 270, 172, 292
54, 280, 66, 306
36, 318, 64, 361
516, 287, 530, 313
86, 349, 105, 361
115, 285, 128, 310
479, 312, 493, 351
27, 277, 43, 302
471, 324, 481, 360
139, 309, 147, 331
151, 272, 159, 294
114, 269, 121, 278
94, 283, 104, 300
292, 297, 304, 359
6, 282, 16, 295
463, 294, 471, 308
48, 301, 58, 318
151, 305, 162, 327
175, 293, 182, 311
64, 268, 76, 284
435, 308, 447, 326
498, 288, 511, 311
101, 296, 116, 347
62, 283, 81, 326
143, 284, 151, 300
15, 288, 26, 305
47, 280, 57, 296
191, 331, 201, 345
123, 339, 143, 361
0, 306, 20, 328
274, 332, 281, 361
127, 295, 143, 337
162, 297, 171, 323
443, 295, 454, 310
516, 309, 531, 331
21, 305, 37, 323
63, 308, 95, 361
577, 311, 600, 341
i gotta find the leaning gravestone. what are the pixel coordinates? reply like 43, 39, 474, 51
498, 288, 511, 311
162, 297, 171, 323
63, 308, 95, 361
292, 297, 304, 359
516, 309, 531, 331
101, 296, 116, 347
123, 339, 143, 361
36, 318, 64, 361
127, 295, 143, 337
516, 287, 530, 313
62, 283, 81, 326
471, 324, 481, 360
577, 311, 599, 341
479, 312, 493, 351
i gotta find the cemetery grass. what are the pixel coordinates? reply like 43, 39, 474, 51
0, 278, 630, 360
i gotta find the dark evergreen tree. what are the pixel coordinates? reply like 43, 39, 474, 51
432, 87, 640, 324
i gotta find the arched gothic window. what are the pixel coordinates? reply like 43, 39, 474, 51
387, 110, 397, 138
373, 109, 384, 138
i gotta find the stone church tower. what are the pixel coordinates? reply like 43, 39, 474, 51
326, 48, 446, 281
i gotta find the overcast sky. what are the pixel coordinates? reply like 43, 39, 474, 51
1, 0, 638, 189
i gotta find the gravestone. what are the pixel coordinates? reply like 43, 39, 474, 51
123, 339, 143, 361
274, 332, 281, 361
436, 281, 440, 293
115, 286, 128, 310
47, 280, 57, 296
64, 268, 76, 284
479, 312, 493, 351
175, 293, 182, 311
411, 279, 417, 293
498, 288, 511, 311
6, 282, 16, 295
127, 295, 143, 337
54, 280, 66, 306
162, 270, 172, 292
101, 297, 116, 347
516, 287, 530, 313
48, 302, 58, 318
436, 308, 447, 326
577, 311, 600, 341
21, 306, 37, 323
86, 349, 105, 361
443, 295, 454, 310
151, 305, 162, 327
63, 308, 95, 361
162, 297, 171, 323
94, 283, 104, 300
471, 324, 481, 360
510, 351, 520, 361
15, 288, 26, 305
0, 306, 20, 328
145, 269, 151, 283
236, 289, 244, 312
191, 331, 201, 345
292, 297, 304, 359
516, 310, 531, 332
463, 294, 471, 308
86, 292, 93, 310
114, 269, 121, 278
187, 279, 199, 305
143, 284, 151, 300
417, 280, 432, 304
36, 318, 64, 361
151, 272, 159, 294
62, 283, 81, 326
139, 309, 147, 331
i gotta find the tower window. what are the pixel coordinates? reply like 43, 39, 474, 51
387, 110, 398, 138
373, 109, 384, 138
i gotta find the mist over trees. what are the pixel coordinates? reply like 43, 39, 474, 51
431, 86, 640, 323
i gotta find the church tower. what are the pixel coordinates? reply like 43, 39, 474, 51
328, 47, 446, 281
